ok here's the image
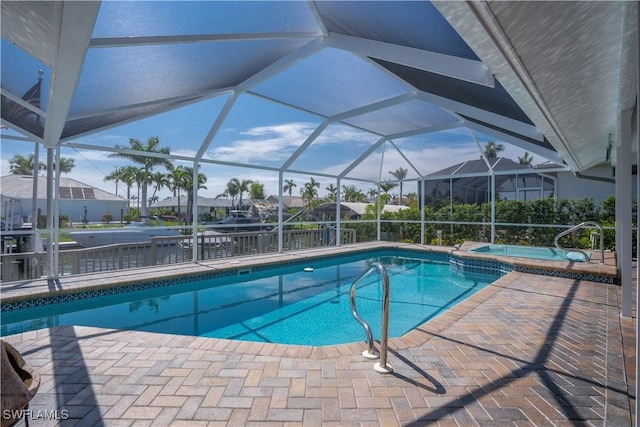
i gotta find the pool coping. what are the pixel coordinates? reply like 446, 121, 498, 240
0, 241, 618, 309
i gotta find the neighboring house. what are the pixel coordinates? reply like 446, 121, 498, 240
419, 157, 616, 206
1, 175, 128, 224
150, 195, 232, 221
266, 195, 306, 210
311, 202, 409, 221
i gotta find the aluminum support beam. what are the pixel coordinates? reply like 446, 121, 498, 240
618, 109, 633, 317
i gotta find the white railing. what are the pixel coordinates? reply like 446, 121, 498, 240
554, 221, 605, 263
0, 228, 357, 282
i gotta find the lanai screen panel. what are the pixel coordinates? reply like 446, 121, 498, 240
63, 1, 320, 139
203, 94, 323, 169
92, 1, 321, 37
0, 40, 49, 138
67, 96, 228, 153
286, 123, 380, 177
316, 1, 479, 60
72, 39, 314, 116
343, 99, 460, 136
251, 48, 413, 118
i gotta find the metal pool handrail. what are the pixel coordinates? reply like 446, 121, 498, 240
554, 221, 604, 263
349, 262, 393, 374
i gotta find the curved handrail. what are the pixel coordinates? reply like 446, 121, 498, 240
554, 221, 604, 263
349, 262, 392, 373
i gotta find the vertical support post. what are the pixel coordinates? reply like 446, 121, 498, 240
191, 163, 199, 262
374, 264, 392, 374
278, 172, 283, 253
45, 148, 55, 282
420, 179, 425, 245
618, 109, 632, 317
636, 7, 640, 421
490, 172, 496, 243
336, 178, 341, 246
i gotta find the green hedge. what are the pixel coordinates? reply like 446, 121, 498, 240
357, 196, 634, 251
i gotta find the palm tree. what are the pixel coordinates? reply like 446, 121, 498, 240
9, 154, 42, 175
389, 167, 408, 205
237, 179, 253, 208
119, 165, 139, 210
167, 164, 189, 217
367, 188, 378, 199
482, 141, 504, 159
133, 167, 147, 213
219, 178, 241, 208
341, 185, 365, 202
53, 157, 75, 174
518, 152, 534, 166
148, 171, 169, 207
182, 166, 207, 222
109, 137, 171, 216
283, 179, 296, 197
518, 152, 534, 201
9, 153, 74, 175
325, 183, 337, 202
379, 180, 397, 204
104, 167, 123, 196
301, 177, 320, 206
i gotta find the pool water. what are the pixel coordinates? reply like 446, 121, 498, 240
469, 244, 590, 262
1, 251, 499, 346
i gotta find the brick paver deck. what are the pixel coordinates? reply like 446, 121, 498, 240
1, 244, 635, 426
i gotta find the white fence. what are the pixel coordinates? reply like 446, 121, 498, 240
0, 228, 356, 282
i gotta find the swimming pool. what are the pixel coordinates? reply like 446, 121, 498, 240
1, 250, 500, 346
468, 244, 590, 262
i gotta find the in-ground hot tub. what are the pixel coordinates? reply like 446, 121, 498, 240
468, 244, 590, 262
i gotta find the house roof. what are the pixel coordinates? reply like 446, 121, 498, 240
151, 195, 231, 209
312, 202, 408, 217
267, 196, 306, 209
0, 174, 126, 202
426, 157, 564, 178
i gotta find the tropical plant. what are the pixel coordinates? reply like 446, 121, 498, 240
148, 171, 169, 206
301, 177, 320, 206
181, 166, 207, 222
379, 180, 397, 204
109, 137, 171, 216
53, 157, 75, 173
237, 179, 253, 208
219, 178, 240, 207
118, 165, 140, 208
9, 153, 75, 174
389, 167, 408, 205
325, 183, 337, 202
341, 185, 365, 202
167, 164, 189, 217
283, 179, 297, 197
9, 153, 43, 175
518, 152, 534, 166
104, 166, 123, 196
482, 141, 504, 159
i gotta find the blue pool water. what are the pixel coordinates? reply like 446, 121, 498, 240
469, 244, 590, 262
1, 250, 499, 346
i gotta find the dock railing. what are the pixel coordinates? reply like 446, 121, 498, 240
0, 227, 357, 282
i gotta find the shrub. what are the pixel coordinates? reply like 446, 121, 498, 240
101, 213, 113, 224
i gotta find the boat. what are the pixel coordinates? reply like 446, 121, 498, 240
203, 211, 271, 233
69, 216, 181, 247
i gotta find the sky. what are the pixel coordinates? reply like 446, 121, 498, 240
0, 98, 535, 204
